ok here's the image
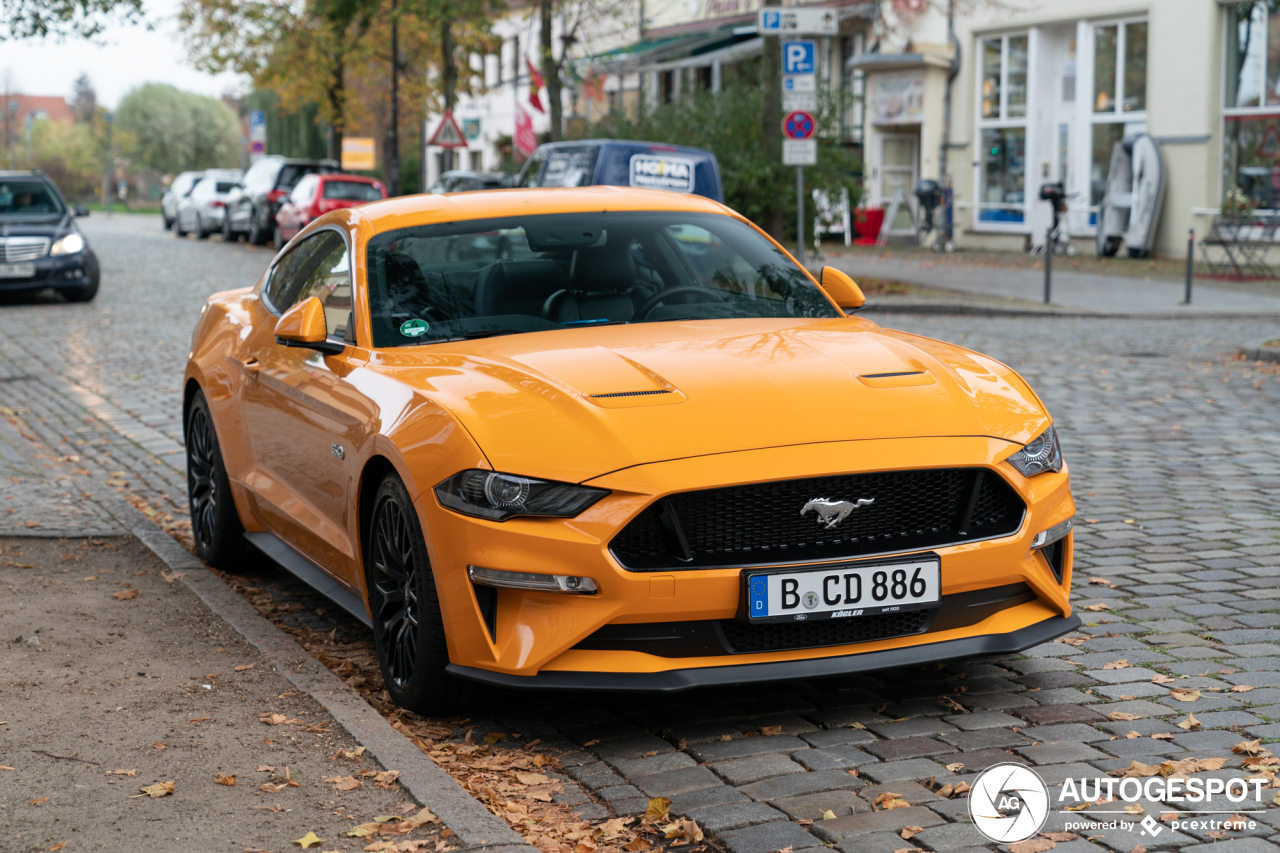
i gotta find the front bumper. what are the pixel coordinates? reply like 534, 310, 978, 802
415, 436, 1076, 681
0, 250, 98, 292
447, 610, 1081, 691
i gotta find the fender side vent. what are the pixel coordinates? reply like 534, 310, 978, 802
860, 371, 924, 379
471, 582, 498, 643
589, 389, 672, 399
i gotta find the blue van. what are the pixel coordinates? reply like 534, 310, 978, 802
514, 140, 724, 203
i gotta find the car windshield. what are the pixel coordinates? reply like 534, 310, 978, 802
365, 211, 838, 347
324, 181, 382, 201
278, 164, 325, 190
0, 180, 64, 220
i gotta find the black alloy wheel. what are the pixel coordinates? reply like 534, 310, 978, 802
366, 473, 476, 714
185, 390, 248, 569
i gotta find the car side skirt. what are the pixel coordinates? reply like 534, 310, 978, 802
445, 611, 1081, 692
244, 531, 372, 627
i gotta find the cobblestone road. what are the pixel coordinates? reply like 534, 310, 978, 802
5, 214, 1280, 853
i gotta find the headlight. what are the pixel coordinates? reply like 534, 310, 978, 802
434, 469, 609, 521
1007, 426, 1063, 477
50, 233, 85, 255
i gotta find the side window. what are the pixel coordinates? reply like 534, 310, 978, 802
518, 150, 547, 187
265, 231, 352, 338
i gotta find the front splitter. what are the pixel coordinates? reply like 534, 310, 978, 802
446, 611, 1081, 692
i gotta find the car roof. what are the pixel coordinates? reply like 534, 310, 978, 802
0, 170, 52, 180
319, 173, 380, 183
348, 185, 729, 233
533, 139, 717, 157
441, 170, 505, 180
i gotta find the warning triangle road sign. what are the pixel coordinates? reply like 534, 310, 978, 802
429, 111, 468, 148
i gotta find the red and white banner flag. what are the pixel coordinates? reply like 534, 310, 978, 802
526, 57, 546, 113
514, 106, 538, 158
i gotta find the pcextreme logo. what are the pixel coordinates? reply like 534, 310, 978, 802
969, 763, 1051, 843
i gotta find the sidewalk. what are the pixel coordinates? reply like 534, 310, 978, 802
0, 535, 431, 853
822, 249, 1280, 315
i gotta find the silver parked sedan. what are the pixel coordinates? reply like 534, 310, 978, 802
161, 171, 204, 231
174, 170, 243, 239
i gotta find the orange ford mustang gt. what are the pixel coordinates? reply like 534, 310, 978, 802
183, 187, 1077, 714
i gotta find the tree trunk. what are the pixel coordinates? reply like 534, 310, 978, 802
540, 0, 562, 141
441, 18, 456, 171
327, 53, 345, 162
760, 35, 782, 239
386, 0, 400, 195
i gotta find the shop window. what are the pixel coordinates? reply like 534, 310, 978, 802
1224, 3, 1280, 207
976, 33, 1029, 224
1093, 21, 1146, 114
980, 128, 1026, 222
1089, 19, 1147, 221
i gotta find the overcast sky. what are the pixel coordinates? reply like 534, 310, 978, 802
2, 0, 245, 109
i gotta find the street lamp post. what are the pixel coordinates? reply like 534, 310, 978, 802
103, 113, 114, 218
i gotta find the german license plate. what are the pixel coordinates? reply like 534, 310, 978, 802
744, 557, 940, 623
0, 262, 35, 278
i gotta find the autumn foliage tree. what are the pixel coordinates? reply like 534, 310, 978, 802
180, 0, 498, 172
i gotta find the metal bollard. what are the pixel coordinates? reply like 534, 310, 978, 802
1043, 225, 1053, 305
1185, 228, 1194, 305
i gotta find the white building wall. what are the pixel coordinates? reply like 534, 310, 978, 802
862, 0, 1230, 258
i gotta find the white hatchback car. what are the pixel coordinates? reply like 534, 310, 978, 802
175, 170, 244, 239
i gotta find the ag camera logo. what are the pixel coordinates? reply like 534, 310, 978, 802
969, 763, 1050, 843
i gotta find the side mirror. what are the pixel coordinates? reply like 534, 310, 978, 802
819, 266, 866, 311
274, 297, 344, 355
74, 205, 90, 217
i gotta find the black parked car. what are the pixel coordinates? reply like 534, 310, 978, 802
0, 171, 99, 302
223, 156, 340, 246
429, 170, 511, 193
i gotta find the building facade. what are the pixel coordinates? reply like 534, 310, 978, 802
861, 0, 1275, 257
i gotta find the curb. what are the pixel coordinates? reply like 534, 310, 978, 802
1241, 341, 1280, 364
22, 435, 534, 851
863, 301, 1280, 320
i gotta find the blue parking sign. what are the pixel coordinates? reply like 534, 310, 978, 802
783, 40, 816, 75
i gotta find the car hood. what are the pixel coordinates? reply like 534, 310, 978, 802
371, 317, 1050, 483
0, 215, 72, 237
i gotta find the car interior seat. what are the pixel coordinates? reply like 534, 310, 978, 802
541, 242, 638, 324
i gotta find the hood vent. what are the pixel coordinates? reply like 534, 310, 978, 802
589, 389, 672, 399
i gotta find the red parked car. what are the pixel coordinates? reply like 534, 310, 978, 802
273, 174, 387, 248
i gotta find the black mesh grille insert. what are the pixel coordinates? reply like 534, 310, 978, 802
719, 609, 932, 653
610, 468, 1025, 571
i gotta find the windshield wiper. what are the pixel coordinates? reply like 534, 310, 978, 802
560, 319, 630, 327
455, 328, 528, 340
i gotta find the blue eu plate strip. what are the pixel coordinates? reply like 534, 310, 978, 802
748, 575, 769, 618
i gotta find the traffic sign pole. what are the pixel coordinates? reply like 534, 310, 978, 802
796, 166, 805, 266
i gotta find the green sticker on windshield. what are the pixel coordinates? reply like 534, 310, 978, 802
400, 319, 430, 338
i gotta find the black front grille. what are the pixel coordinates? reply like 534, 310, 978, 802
610, 468, 1025, 571
718, 609, 932, 653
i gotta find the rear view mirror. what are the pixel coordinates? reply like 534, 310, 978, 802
819, 267, 866, 311
74, 205, 90, 217
274, 297, 344, 355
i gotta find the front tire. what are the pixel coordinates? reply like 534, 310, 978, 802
63, 278, 98, 302
366, 473, 476, 714
196, 215, 210, 240
221, 216, 236, 242
186, 390, 249, 569
248, 209, 267, 246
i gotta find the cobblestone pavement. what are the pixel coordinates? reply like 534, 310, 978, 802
4, 214, 1280, 853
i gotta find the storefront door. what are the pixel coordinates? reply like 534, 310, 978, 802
879, 134, 918, 203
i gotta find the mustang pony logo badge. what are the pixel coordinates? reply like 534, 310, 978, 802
800, 497, 874, 529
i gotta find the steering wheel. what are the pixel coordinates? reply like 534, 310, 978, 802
638, 286, 726, 319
